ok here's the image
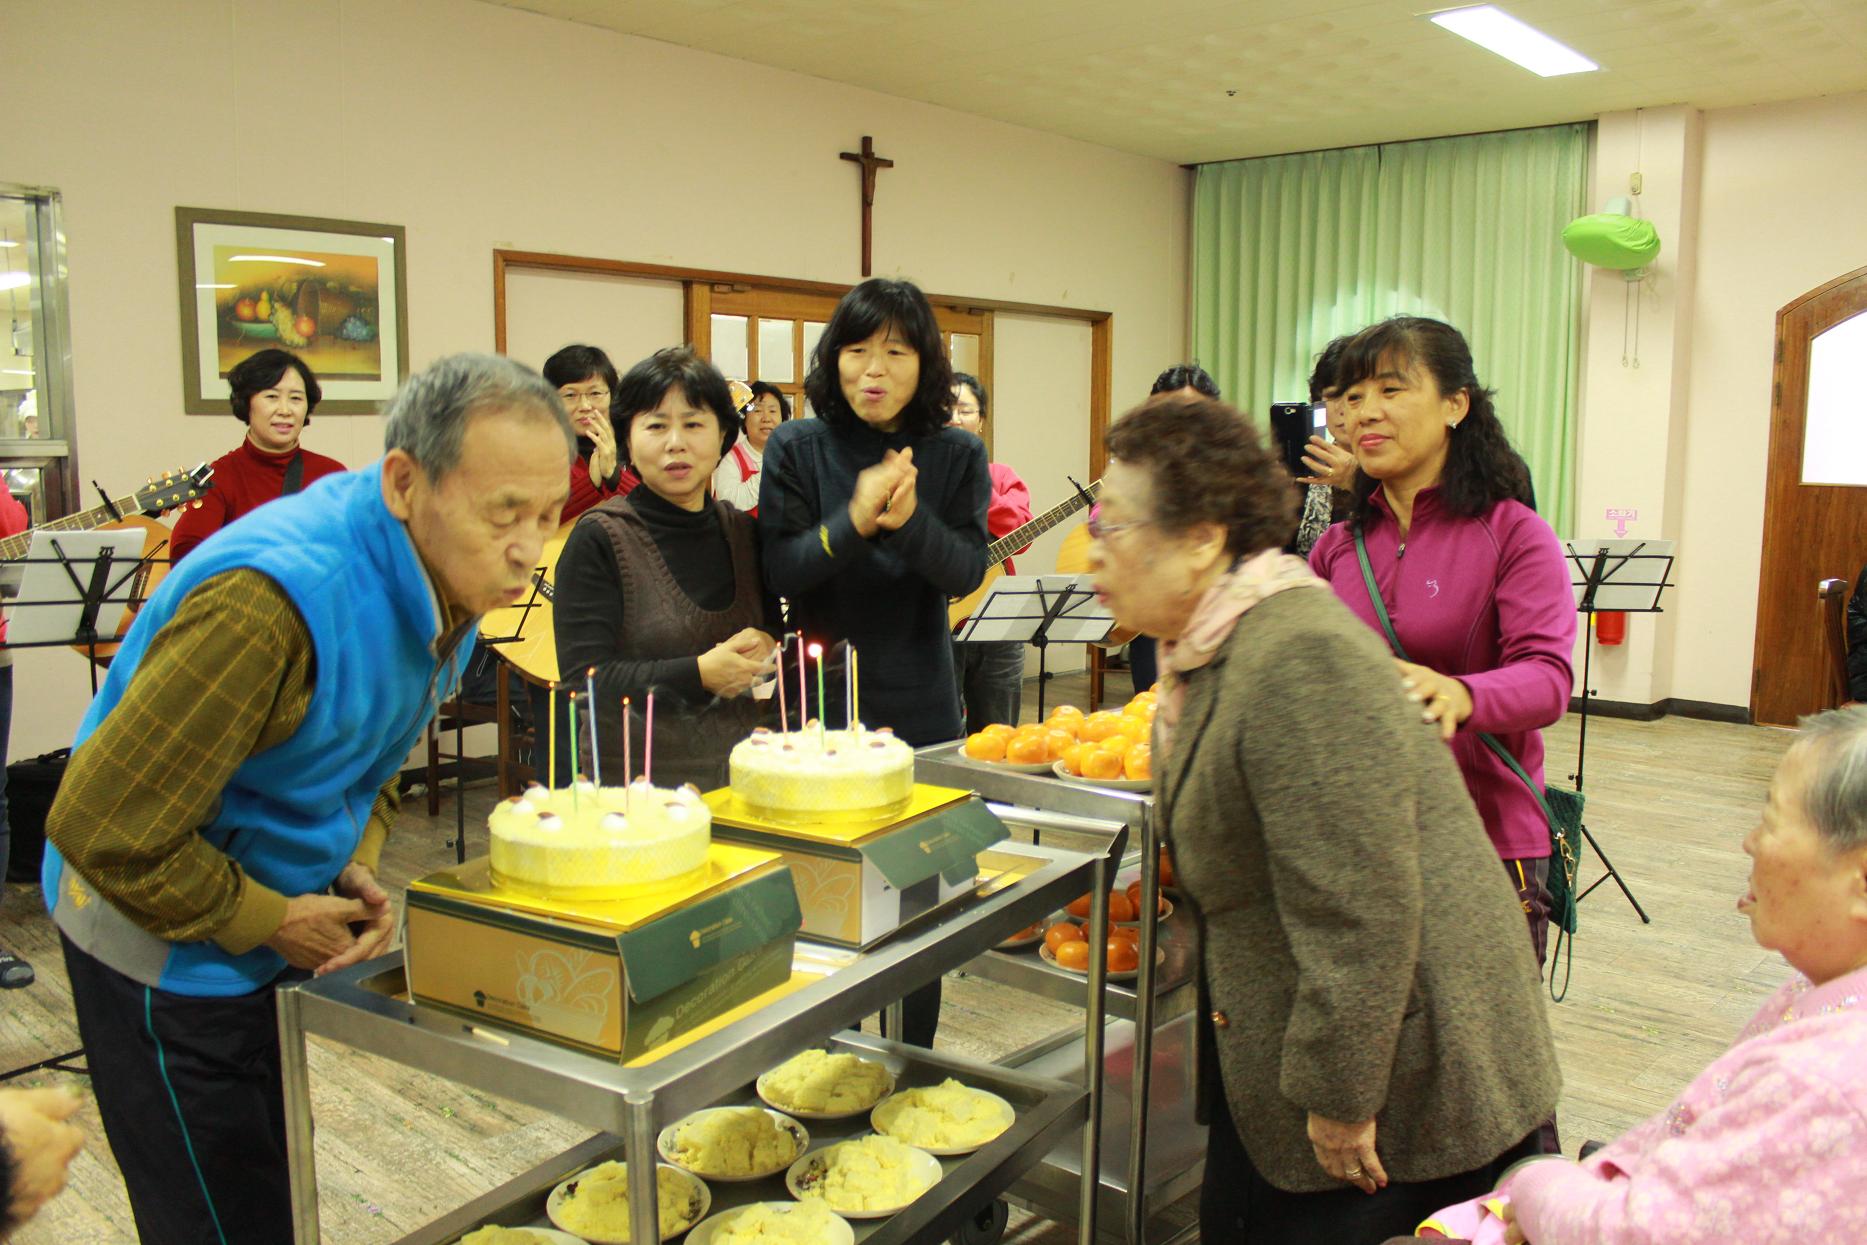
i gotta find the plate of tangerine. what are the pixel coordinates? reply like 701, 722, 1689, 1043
1038, 920, 1160, 980
960, 721, 1074, 773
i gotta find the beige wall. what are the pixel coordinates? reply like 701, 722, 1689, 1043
1574, 91, 1867, 712
7, 0, 1189, 756
1669, 90, 1867, 709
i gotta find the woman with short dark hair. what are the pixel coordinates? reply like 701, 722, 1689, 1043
713, 380, 789, 514
759, 278, 990, 1049
1090, 392, 1560, 1244
543, 343, 639, 522
169, 349, 346, 561
1308, 317, 1574, 966
554, 347, 778, 790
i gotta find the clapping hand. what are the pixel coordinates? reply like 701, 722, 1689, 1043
1296, 435, 1356, 489
578, 407, 619, 483
875, 448, 918, 531
848, 450, 915, 537
1396, 659, 1473, 741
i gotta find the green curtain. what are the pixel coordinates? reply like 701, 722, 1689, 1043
1191, 123, 1588, 537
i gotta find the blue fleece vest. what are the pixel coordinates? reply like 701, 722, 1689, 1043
44, 462, 474, 996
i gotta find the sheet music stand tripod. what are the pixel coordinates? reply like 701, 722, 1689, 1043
0, 531, 165, 1083
1565, 539, 1676, 924
956, 574, 1114, 720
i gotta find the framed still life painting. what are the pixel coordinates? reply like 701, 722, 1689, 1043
175, 206, 409, 414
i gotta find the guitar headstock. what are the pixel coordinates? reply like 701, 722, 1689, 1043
133, 464, 216, 516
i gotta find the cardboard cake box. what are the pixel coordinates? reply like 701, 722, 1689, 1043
404, 844, 800, 1062
703, 783, 1009, 948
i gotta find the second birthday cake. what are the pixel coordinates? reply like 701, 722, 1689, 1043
729, 724, 915, 821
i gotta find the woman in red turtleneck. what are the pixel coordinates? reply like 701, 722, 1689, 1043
169, 349, 347, 562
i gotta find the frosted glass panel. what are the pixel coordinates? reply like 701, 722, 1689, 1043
950, 333, 980, 376
801, 321, 826, 373
1803, 310, 1867, 486
758, 319, 795, 383
711, 314, 749, 380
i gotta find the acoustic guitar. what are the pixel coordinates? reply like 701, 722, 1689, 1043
1052, 517, 1138, 647
949, 480, 1101, 630
16, 465, 219, 661
477, 518, 576, 684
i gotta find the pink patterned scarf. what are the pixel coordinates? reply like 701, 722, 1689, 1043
1155, 548, 1325, 761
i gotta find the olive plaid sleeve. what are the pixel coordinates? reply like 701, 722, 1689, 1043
45, 569, 314, 954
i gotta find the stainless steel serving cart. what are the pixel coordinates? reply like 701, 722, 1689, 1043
279, 837, 1121, 1245
915, 745, 1198, 1245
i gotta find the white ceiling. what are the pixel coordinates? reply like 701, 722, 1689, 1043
477, 0, 1867, 162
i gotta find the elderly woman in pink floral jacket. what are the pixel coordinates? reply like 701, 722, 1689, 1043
1472, 706, 1867, 1245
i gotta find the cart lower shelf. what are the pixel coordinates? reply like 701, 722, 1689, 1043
389, 1032, 1087, 1245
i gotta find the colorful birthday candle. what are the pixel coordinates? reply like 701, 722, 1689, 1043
585, 667, 601, 785
547, 683, 557, 789
777, 633, 790, 733
644, 690, 655, 784
795, 631, 806, 727
622, 696, 632, 783
851, 646, 860, 730
809, 643, 825, 743
567, 693, 581, 810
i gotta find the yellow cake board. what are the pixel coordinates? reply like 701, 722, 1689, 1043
701, 782, 973, 845
408, 842, 782, 933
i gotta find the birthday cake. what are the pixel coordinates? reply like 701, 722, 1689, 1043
488, 781, 711, 900
728, 724, 916, 821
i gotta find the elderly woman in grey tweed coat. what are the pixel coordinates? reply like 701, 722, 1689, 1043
1088, 393, 1561, 1244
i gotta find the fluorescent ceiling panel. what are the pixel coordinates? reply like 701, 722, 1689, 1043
1429, 5, 1600, 77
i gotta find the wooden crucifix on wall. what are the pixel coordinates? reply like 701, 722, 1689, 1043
840, 135, 893, 278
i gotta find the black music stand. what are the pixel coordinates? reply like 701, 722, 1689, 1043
0, 532, 164, 1083
1565, 538, 1676, 923
956, 574, 1114, 720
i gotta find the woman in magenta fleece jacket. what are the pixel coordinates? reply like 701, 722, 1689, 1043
1310, 317, 1575, 967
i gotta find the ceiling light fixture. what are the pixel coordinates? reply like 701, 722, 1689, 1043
0, 272, 29, 291
0, 240, 18, 249
227, 254, 326, 267
1428, 5, 1598, 77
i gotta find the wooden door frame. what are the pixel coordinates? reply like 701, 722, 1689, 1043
1751, 261, 1867, 725
492, 249, 1113, 477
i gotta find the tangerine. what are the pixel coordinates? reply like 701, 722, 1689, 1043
1044, 921, 1084, 953
964, 732, 1008, 761
1097, 734, 1133, 760
1110, 924, 1142, 947
1050, 704, 1085, 722
1065, 893, 1094, 919
1082, 749, 1125, 780
1159, 849, 1176, 888
1044, 715, 1080, 739
1106, 940, 1140, 973
1005, 733, 1049, 764
1078, 712, 1125, 743
1044, 728, 1076, 762
1061, 742, 1091, 776
1054, 939, 1091, 971
1124, 743, 1153, 781
1107, 892, 1137, 923
982, 723, 1018, 742
1116, 714, 1150, 741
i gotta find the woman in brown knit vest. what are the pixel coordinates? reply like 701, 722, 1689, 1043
553, 347, 781, 790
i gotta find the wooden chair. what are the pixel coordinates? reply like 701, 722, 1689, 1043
1818, 577, 1851, 710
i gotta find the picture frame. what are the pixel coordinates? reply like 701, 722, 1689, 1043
175, 206, 409, 414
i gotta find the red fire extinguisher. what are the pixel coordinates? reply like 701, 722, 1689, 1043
1595, 610, 1627, 646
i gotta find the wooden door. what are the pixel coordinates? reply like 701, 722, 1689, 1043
1751, 264, 1867, 726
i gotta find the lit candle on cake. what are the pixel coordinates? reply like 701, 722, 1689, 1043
622, 696, 632, 783
809, 643, 825, 744
585, 668, 602, 785
851, 646, 860, 731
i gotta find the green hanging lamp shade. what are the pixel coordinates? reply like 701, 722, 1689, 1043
1562, 196, 1661, 271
